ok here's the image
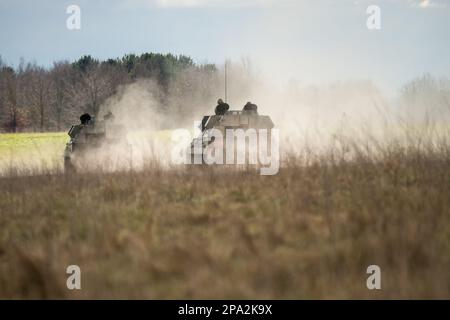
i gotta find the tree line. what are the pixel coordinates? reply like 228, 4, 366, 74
0, 53, 221, 132
1, 52, 448, 133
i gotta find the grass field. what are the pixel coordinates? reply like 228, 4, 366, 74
0, 131, 449, 299
0, 132, 68, 175
0, 131, 175, 176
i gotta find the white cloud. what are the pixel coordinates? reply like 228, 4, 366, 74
133, 0, 448, 10
154, 0, 278, 8
155, 0, 207, 7
411, 0, 447, 8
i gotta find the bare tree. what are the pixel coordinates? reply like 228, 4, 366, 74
401, 74, 450, 123
24, 64, 51, 131
1, 66, 23, 132
71, 56, 111, 116
50, 61, 72, 130
0, 57, 4, 131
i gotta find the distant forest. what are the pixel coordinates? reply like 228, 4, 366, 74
1, 53, 449, 133
0, 53, 224, 132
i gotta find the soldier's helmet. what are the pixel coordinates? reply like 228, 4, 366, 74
80, 113, 91, 125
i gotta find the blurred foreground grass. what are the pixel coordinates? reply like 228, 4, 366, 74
0, 141, 449, 299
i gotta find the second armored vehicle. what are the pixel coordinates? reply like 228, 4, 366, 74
64, 112, 127, 172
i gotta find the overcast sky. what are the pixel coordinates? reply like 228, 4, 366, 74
1, 0, 449, 92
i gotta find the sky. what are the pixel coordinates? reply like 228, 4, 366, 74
0, 0, 449, 93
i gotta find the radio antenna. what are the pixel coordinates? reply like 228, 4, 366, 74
224, 60, 228, 103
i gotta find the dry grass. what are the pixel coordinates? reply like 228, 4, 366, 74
0, 140, 449, 299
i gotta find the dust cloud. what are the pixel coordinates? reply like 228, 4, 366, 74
67, 62, 450, 172
1, 60, 449, 176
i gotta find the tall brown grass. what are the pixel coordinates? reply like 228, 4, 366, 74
0, 135, 449, 299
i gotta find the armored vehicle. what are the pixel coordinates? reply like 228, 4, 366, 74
64, 112, 126, 172
188, 105, 275, 164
